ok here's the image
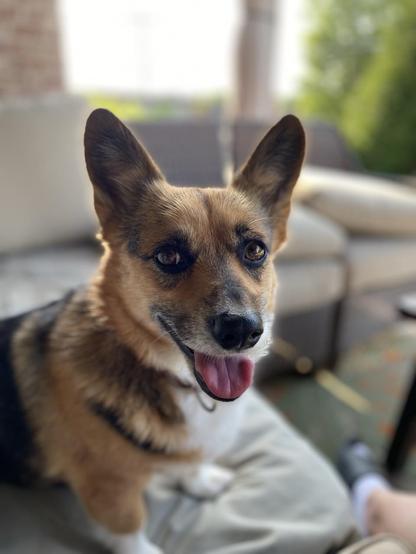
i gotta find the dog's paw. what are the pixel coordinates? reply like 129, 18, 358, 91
134, 538, 163, 554
108, 531, 163, 554
180, 463, 234, 499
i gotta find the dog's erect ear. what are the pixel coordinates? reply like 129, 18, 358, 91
231, 115, 305, 252
84, 108, 163, 226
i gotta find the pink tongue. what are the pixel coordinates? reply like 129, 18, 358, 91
194, 352, 254, 400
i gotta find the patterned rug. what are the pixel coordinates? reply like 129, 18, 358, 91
258, 321, 416, 489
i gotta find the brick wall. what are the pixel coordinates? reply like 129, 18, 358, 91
0, 0, 63, 97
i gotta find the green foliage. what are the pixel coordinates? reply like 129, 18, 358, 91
85, 93, 224, 121
297, 0, 387, 123
297, 0, 416, 173
190, 94, 223, 117
342, 0, 416, 173
86, 94, 148, 121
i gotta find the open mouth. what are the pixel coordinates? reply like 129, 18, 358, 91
157, 317, 254, 402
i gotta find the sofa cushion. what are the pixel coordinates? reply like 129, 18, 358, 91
278, 204, 346, 260
130, 120, 223, 187
274, 259, 345, 316
348, 237, 416, 292
297, 166, 416, 236
0, 95, 96, 254
0, 243, 99, 317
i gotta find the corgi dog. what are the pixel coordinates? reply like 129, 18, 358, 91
0, 109, 305, 553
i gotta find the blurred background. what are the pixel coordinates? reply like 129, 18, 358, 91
1, 0, 416, 486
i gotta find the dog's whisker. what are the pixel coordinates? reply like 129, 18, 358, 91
247, 216, 270, 226
147, 329, 171, 348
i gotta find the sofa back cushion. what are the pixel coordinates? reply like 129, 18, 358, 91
232, 120, 362, 173
297, 167, 416, 236
0, 95, 96, 254
129, 120, 224, 187
278, 204, 346, 260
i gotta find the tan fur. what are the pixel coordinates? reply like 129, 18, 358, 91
13, 290, 199, 532
8, 109, 305, 539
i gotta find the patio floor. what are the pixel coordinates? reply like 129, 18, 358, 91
258, 320, 416, 489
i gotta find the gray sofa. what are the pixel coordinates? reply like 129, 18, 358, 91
2, 95, 416, 374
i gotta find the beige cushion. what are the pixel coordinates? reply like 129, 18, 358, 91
275, 259, 345, 316
349, 237, 416, 292
278, 203, 346, 260
297, 166, 416, 236
0, 94, 96, 254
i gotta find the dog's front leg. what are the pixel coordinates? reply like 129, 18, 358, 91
181, 463, 234, 498
96, 526, 162, 554
69, 469, 161, 554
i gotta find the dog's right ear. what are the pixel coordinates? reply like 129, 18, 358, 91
231, 115, 305, 253
84, 109, 163, 227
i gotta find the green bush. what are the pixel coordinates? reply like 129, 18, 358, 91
342, 1, 416, 173
297, 0, 416, 174
86, 94, 148, 121
297, 0, 385, 123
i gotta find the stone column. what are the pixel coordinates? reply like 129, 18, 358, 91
0, 0, 63, 97
234, 0, 277, 120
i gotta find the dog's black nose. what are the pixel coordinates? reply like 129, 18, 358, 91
209, 313, 263, 350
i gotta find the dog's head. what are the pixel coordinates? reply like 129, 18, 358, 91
84, 109, 305, 401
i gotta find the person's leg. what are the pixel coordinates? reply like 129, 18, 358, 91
146, 390, 357, 554
338, 439, 416, 547
338, 534, 413, 554
338, 440, 391, 535
367, 488, 416, 544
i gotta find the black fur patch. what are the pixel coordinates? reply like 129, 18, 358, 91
0, 294, 73, 485
89, 401, 168, 454
60, 303, 186, 427
0, 312, 36, 485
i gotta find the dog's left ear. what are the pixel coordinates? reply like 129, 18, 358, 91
84, 108, 163, 229
231, 115, 305, 253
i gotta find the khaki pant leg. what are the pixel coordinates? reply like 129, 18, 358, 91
338, 534, 414, 554
0, 390, 357, 554
146, 390, 357, 554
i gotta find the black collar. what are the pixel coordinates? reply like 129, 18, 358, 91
90, 401, 168, 455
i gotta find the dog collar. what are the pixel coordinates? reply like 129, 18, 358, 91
89, 373, 216, 456
89, 401, 168, 455
174, 378, 217, 413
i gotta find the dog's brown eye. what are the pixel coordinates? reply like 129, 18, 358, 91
244, 241, 266, 263
154, 240, 195, 274
156, 249, 181, 266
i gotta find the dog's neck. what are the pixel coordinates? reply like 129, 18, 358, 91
51, 283, 194, 452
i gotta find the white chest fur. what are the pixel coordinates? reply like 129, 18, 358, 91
148, 326, 271, 462
177, 387, 248, 461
